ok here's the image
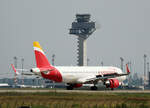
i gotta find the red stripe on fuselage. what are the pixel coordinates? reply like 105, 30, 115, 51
98, 71, 115, 75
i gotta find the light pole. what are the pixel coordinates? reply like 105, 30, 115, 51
52, 54, 56, 90
144, 54, 147, 89
87, 58, 90, 66
52, 54, 55, 66
147, 62, 149, 74
21, 58, 24, 85
101, 61, 103, 66
13, 56, 18, 86
13, 56, 17, 68
147, 62, 149, 86
148, 62, 150, 86
120, 57, 124, 71
127, 61, 131, 86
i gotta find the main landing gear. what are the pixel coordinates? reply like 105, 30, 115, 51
90, 86, 98, 90
111, 88, 114, 90
66, 85, 73, 90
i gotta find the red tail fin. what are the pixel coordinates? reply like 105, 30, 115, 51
33, 42, 51, 68
11, 64, 19, 75
11, 64, 17, 73
126, 64, 130, 74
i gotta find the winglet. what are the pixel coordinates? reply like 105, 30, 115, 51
126, 64, 130, 74
11, 64, 19, 75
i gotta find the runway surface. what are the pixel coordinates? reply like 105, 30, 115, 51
0, 89, 150, 93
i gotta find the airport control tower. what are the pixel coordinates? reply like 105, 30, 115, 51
69, 14, 96, 66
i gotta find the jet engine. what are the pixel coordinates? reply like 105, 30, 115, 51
73, 83, 83, 88
30, 68, 40, 73
105, 79, 119, 89
66, 83, 83, 90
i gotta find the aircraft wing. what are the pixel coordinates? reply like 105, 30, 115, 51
78, 64, 130, 84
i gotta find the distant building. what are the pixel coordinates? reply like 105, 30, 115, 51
149, 72, 150, 86
0, 78, 65, 88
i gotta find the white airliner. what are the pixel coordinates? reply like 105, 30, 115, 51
11, 41, 130, 90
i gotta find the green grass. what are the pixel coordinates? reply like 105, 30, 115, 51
0, 92, 150, 108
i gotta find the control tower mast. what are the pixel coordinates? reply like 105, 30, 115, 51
69, 14, 96, 66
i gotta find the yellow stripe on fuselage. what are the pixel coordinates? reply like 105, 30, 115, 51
33, 41, 43, 51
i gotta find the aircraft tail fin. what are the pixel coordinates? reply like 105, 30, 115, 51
33, 41, 51, 68
11, 64, 20, 75
126, 64, 130, 74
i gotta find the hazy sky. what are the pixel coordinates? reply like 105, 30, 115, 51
0, 0, 150, 78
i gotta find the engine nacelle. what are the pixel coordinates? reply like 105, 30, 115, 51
30, 68, 40, 73
73, 84, 83, 88
105, 79, 119, 89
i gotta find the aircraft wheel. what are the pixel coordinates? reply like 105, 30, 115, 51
66, 86, 73, 90
90, 86, 98, 90
111, 88, 114, 90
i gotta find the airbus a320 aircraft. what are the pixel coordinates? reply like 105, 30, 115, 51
11, 41, 130, 90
